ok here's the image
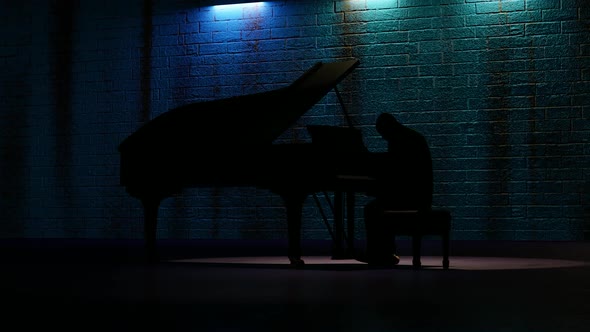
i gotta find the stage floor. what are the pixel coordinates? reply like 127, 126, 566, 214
1, 238, 589, 332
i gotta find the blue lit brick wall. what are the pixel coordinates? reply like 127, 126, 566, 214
1, 0, 588, 241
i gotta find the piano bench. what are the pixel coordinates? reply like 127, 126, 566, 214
379, 208, 452, 269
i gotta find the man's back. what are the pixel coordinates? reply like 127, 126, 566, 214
371, 113, 433, 210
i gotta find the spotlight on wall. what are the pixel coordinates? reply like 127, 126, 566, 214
204, 0, 266, 8
212, 1, 266, 10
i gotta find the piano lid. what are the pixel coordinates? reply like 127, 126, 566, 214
118, 58, 360, 154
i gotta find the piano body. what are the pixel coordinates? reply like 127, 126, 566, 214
119, 58, 388, 266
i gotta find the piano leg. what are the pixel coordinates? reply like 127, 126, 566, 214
332, 190, 356, 259
332, 191, 346, 259
281, 192, 307, 268
346, 190, 356, 257
141, 196, 161, 263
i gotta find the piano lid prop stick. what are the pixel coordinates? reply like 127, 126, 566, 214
334, 86, 353, 128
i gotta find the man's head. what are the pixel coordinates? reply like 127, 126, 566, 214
376, 112, 401, 141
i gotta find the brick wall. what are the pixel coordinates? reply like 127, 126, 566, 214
1, 0, 588, 241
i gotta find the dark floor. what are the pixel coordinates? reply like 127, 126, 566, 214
1, 238, 589, 332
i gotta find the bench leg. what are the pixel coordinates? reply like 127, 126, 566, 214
412, 235, 422, 269
442, 232, 450, 269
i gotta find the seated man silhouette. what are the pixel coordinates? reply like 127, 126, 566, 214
361, 112, 433, 266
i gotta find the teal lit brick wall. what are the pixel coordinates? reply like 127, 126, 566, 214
1, 0, 588, 241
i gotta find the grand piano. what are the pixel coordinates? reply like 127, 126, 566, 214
119, 58, 388, 266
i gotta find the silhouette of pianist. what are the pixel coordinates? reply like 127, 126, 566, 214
361, 112, 433, 266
